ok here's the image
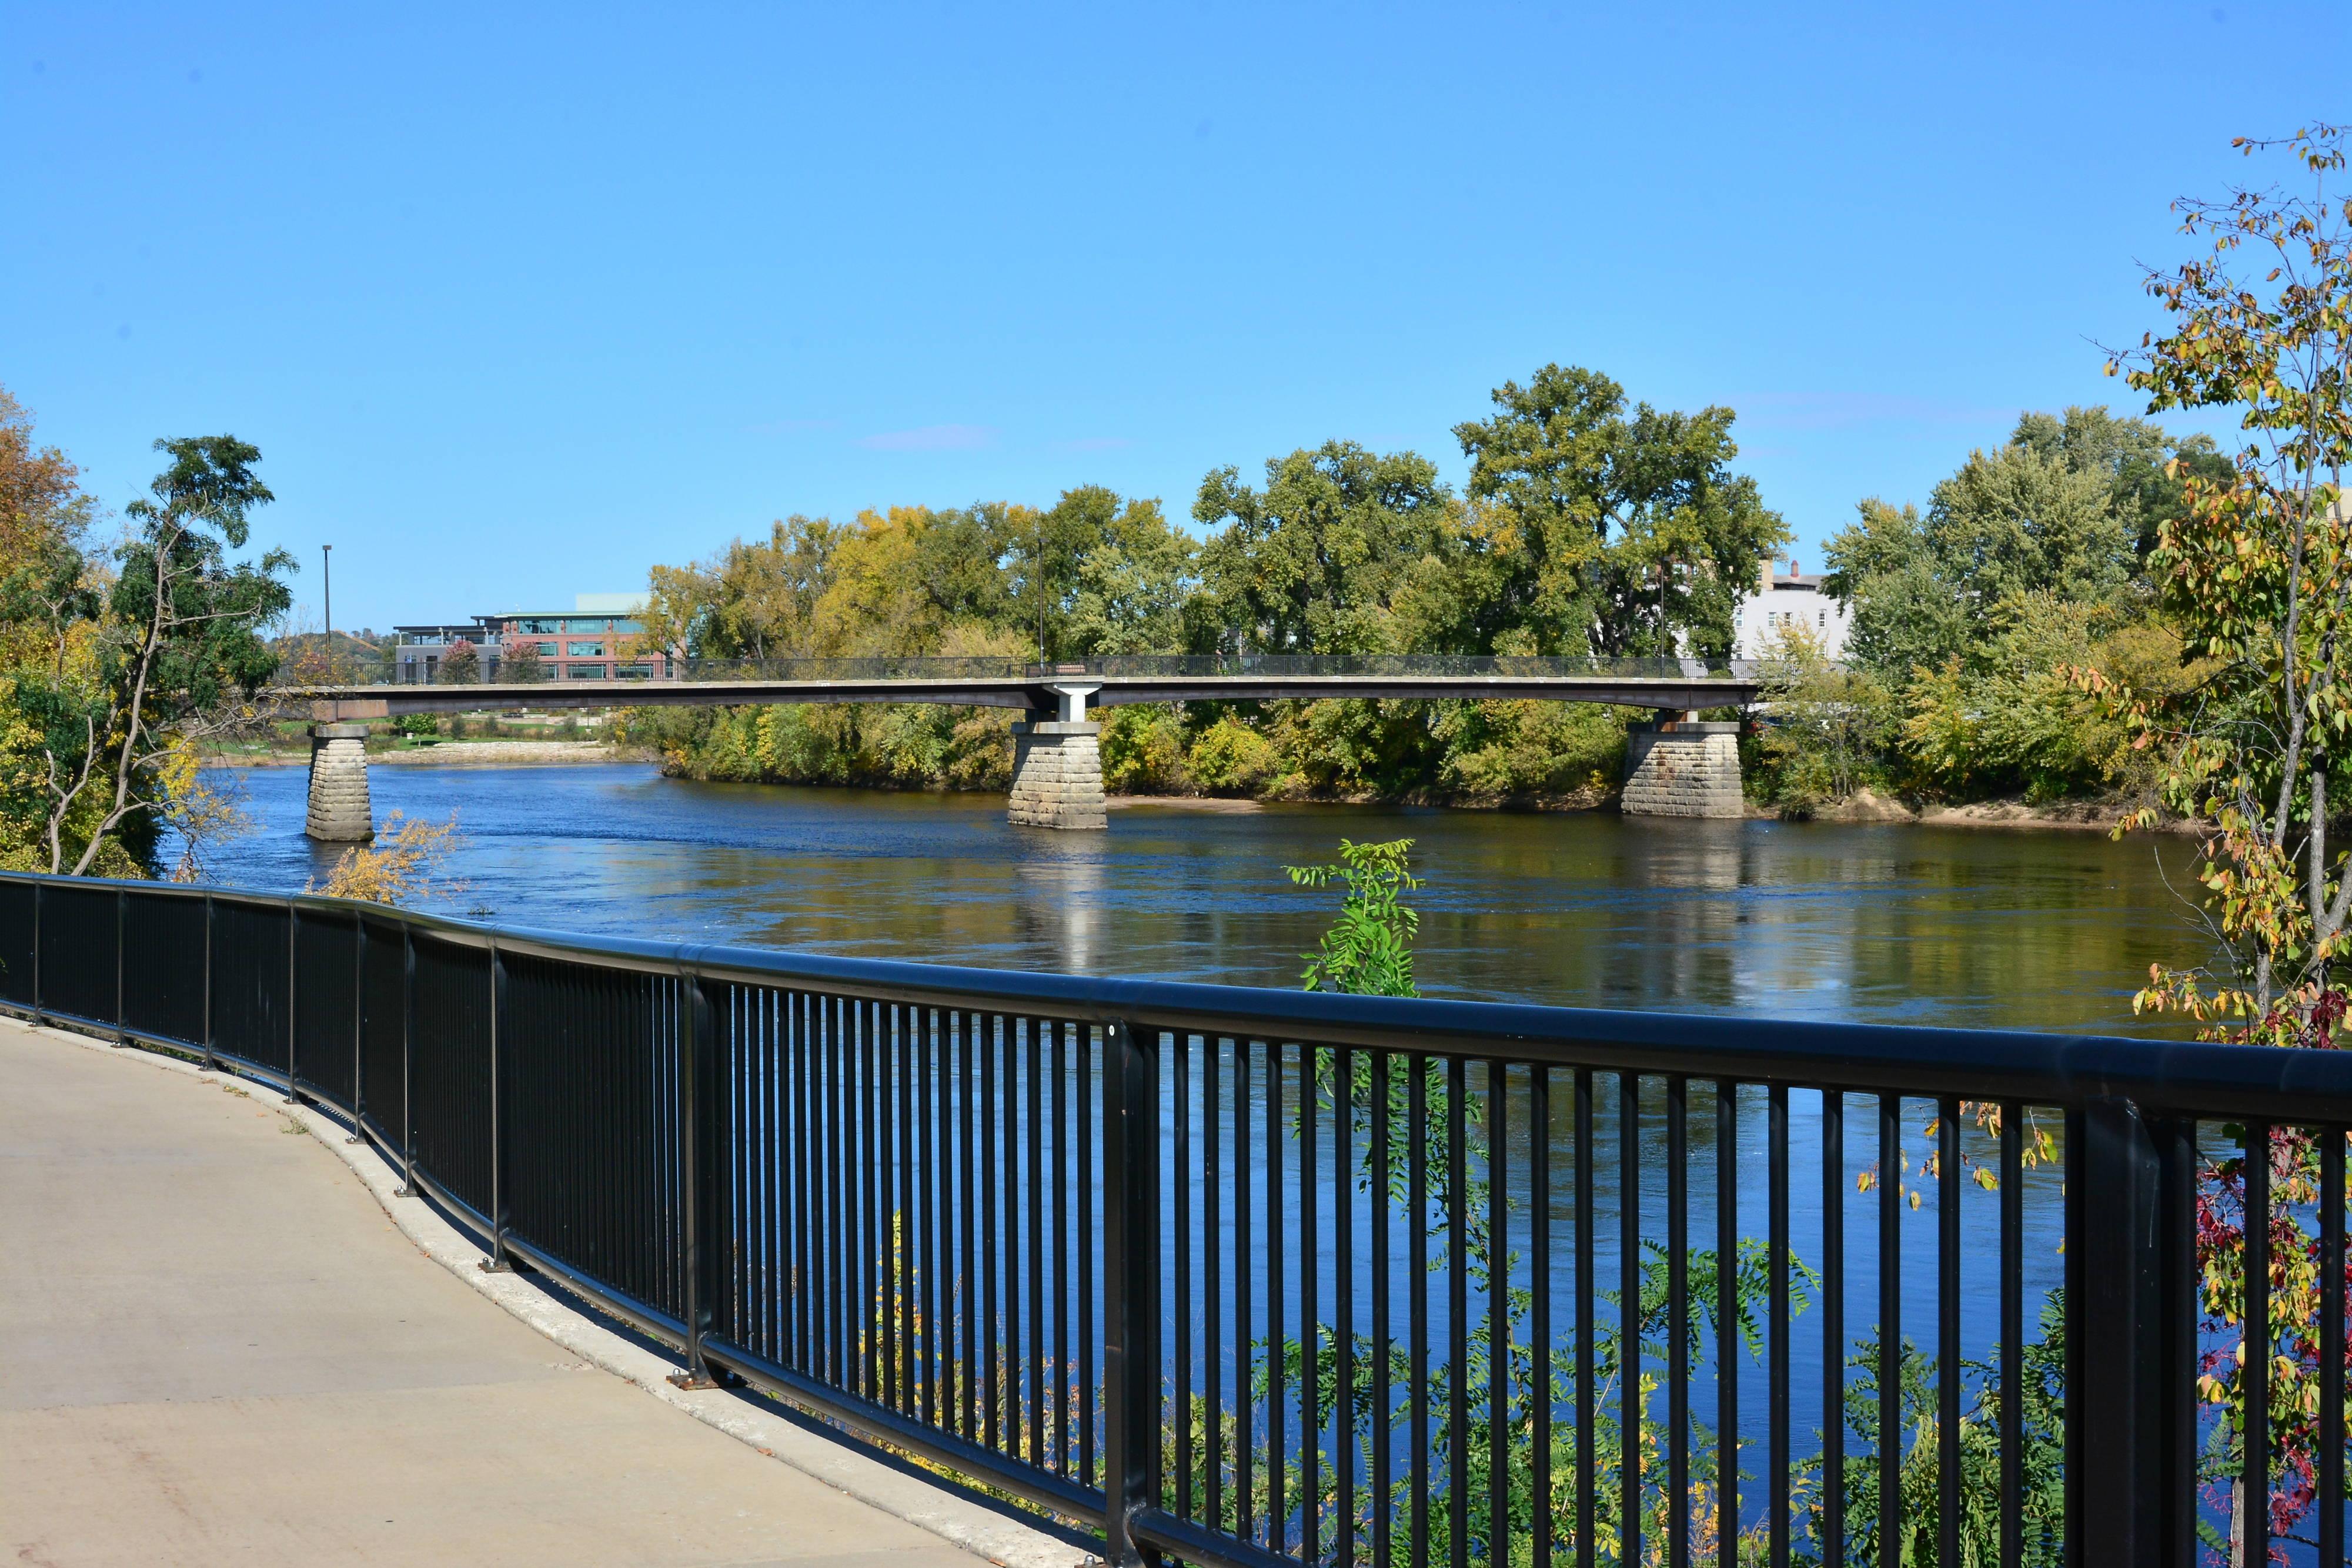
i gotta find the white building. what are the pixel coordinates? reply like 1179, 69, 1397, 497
1733, 556, 1850, 660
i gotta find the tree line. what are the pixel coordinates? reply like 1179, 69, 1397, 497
626, 363, 2223, 813
627, 363, 1789, 800
1752, 404, 2226, 813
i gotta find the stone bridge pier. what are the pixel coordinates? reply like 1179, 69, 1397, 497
1621, 713, 1745, 818
304, 723, 375, 842
1007, 682, 1106, 830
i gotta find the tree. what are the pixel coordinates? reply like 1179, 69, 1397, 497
1037, 486, 1195, 658
2083, 125, 2352, 1556
1451, 365, 1786, 658
500, 634, 545, 683
437, 639, 479, 683
2013, 403, 2236, 559
1194, 442, 1454, 654
1821, 499, 1976, 681
1750, 622, 1899, 811
1828, 408, 2218, 690
309, 810, 462, 904
644, 514, 846, 661
2099, 124, 2352, 1027
1925, 440, 2133, 609
9, 434, 292, 876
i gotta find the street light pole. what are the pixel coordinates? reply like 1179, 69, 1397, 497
321, 544, 333, 681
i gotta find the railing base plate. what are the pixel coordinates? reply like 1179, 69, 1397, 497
664, 1369, 740, 1391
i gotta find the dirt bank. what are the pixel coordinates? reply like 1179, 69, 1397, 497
1797, 788, 2193, 833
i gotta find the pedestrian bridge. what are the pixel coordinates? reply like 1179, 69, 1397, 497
278, 655, 1763, 838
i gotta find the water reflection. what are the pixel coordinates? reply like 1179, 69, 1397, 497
197, 763, 2208, 1034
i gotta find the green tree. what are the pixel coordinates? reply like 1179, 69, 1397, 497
1749, 623, 1899, 812
1194, 443, 1455, 654
2012, 403, 2234, 559
1820, 499, 1976, 682
644, 514, 845, 660
1045, 486, 1196, 657
8, 434, 292, 875
1452, 365, 1786, 659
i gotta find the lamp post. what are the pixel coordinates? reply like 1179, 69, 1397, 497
321, 544, 333, 682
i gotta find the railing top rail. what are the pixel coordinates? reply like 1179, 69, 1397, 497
270, 651, 1768, 690
7, 866, 2344, 1119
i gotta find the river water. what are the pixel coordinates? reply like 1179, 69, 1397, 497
202, 761, 2200, 1035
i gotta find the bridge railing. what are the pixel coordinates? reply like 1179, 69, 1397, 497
285, 653, 1763, 689
1, 867, 2343, 1568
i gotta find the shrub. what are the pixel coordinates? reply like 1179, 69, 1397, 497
1187, 717, 1274, 795
1101, 706, 1187, 794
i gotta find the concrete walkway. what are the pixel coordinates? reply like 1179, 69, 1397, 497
0, 1020, 999, 1567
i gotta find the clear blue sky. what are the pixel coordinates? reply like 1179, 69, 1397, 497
6, 3, 2343, 633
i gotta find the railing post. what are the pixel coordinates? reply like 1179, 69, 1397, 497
348, 914, 366, 1143
29, 879, 43, 1029
397, 923, 416, 1197
200, 894, 215, 1073
481, 939, 511, 1272
1101, 1017, 1162, 1567
2074, 1096, 2194, 1564
669, 968, 724, 1389
285, 901, 301, 1104
112, 888, 126, 1044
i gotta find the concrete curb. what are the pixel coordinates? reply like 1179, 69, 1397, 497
16, 1020, 1093, 1568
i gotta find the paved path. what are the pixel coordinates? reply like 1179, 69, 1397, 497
0, 1020, 988, 1567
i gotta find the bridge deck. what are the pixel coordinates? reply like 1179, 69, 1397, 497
286, 673, 1761, 718
0, 1019, 1000, 1567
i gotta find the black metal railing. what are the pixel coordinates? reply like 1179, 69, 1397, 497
0, 867, 2344, 1568
290, 653, 1764, 689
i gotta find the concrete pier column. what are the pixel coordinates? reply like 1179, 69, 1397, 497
1621, 716, 1745, 818
304, 723, 375, 842
1007, 721, 1107, 830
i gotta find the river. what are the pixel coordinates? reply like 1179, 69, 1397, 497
196, 761, 2201, 1035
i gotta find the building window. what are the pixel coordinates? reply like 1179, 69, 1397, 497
534, 642, 559, 656
566, 664, 609, 679
617, 664, 653, 680
567, 641, 605, 657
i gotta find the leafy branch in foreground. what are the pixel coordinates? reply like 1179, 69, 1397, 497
1287, 837, 1422, 998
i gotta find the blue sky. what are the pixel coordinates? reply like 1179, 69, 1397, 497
5, 3, 2343, 633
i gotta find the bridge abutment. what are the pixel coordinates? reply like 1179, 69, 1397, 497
305, 724, 375, 842
1008, 721, 1107, 830
1621, 717, 1745, 819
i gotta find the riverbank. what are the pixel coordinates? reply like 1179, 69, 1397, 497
1794, 787, 2194, 833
